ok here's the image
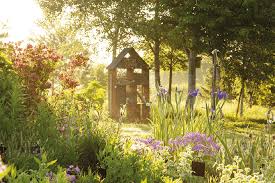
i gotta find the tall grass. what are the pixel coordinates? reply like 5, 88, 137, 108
150, 90, 219, 145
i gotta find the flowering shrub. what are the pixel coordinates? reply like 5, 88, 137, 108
129, 138, 196, 181
68, 53, 88, 69
59, 53, 88, 90
169, 133, 220, 157
8, 43, 61, 106
59, 72, 79, 89
132, 133, 220, 159
164, 146, 194, 180
99, 138, 167, 183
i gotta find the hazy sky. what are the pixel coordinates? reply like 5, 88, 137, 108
0, 0, 112, 64
0, 0, 43, 41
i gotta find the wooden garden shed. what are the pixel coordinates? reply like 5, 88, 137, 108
107, 47, 150, 120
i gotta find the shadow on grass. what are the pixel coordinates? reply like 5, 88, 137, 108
225, 115, 267, 124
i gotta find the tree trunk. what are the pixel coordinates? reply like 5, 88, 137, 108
185, 50, 197, 113
249, 91, 253, 108
112, 26, 120, 60
211, 50, 218, 118
236, 78, 245, 117
240, 78, 245, 117
236, 88, 242, 118
154, 39, 161, 89
216, 59, 221, 90
168, 62, 173, 102
154, 0, 161, 89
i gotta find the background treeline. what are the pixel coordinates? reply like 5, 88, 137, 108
36, 0, 274, 114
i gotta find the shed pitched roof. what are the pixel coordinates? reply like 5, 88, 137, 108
106, 47, 149, 70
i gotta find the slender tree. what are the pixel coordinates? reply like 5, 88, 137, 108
160, 45, 187, 100
126, 0, 172, 89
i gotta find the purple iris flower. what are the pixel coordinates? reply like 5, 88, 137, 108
157, 86, 169, 97
217, 90, 227, 100
189, 89, 200, 97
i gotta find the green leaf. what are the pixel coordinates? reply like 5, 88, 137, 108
34, 157, 41, 165
47, 160, 57, 167
0, 166, 11, 180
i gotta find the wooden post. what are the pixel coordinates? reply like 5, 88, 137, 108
109, 69, 119, 119
211, 49, 219, 119
186, 50, 197, 115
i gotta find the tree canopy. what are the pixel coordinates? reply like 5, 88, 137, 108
37, 0, 274, 109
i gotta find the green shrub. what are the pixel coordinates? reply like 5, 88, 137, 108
77, 170, 103, 183
76, 80, 106, 113
0, 51, 26, 139
77, 132, 106, 171
34, 103, 58, 140
99, 139, 164, 183
6, 153, 59, 183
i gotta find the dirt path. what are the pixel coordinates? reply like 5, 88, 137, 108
120, 124, 151, 138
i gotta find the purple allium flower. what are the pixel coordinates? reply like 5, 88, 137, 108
189, 89, 200, 97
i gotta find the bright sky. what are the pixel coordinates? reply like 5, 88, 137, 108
0, 0, 43, 41
0, 0, 112, 64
